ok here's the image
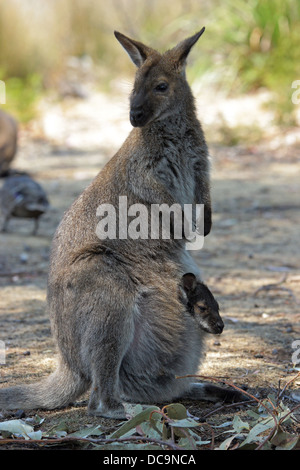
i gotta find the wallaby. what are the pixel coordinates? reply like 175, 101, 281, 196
0, 109, 18, 176
0, 175, 49, 235
181, 273, 224, 335
0, 29, 246, 418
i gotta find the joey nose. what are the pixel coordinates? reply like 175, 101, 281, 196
216, 320, 224, 334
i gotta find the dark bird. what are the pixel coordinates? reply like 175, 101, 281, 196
0, 175, 49, 235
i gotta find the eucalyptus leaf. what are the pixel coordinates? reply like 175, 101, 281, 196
46, 420, 69, 437
164, 403, 187, 420
91, 442, 162, 450
179, 432, 211, 449
0, 419, 34, 440
168, 418, 200, 428
271, 430, 299, 450
109, 406, 160, 439
27, 430, 43, 440
239, 418, 275, 447
140, 420, 164, 439
218, 433, 242, 450
211, 421, 233, 428
177, 436, 198, 450
68, 425, 103, 438
232, 415, 250, 433
25, 415, 45, 426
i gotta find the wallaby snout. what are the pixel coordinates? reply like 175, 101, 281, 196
205, 316, 224, 335
130, 103, 147, 127
215, 318, 224, 334
129, 83, 168, 127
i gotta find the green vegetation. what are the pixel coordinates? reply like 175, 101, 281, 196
207, 0, 300, 125
3, 75, 43, 123
0, 0, 299, 125
0, 375, 299, 450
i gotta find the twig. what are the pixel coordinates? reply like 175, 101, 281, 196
255, 424, 278, 451
153, 407, 197, 450
255, 273, 288, 291
0, 434, 182, 450
279, 402, 300, 426
199, 422, 215, 450
254, 273, 297, 302
176, 374, 267, 408
277, 371, 300, 401
176, 373, 280, 450
202, 399, 256, 420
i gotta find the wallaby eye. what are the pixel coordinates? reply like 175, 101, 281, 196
195, 303, 207, 313
154, 82, 169, 92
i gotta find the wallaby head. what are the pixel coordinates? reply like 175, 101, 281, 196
114, 28, 205, 128
182, 273, 224, 335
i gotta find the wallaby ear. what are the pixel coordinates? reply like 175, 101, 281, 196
182, 273, 197, 293
171, 27, 205, 73
114, 31, 154, 68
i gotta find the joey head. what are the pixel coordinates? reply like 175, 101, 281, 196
182, 273, 224, 335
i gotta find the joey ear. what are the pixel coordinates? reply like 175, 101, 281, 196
171, 27, 205, 73
182, 273, 197, 293
114, 31, 154, 67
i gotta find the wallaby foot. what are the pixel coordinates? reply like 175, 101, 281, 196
1, 216, 9, 232
31, 218, 40, 236
183, 382, 249, 403
87, 379, 126, 419
88, 395, 126, 419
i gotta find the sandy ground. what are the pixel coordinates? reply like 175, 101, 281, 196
0, 88, 299, 448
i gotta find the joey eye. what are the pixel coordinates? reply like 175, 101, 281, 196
154, 82, 169, 92
195, 303, 207, 313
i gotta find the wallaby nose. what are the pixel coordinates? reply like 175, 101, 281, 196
216, 320, 224, 334
130, 107, 144, 127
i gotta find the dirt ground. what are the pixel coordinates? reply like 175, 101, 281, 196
0, 90, 299, 449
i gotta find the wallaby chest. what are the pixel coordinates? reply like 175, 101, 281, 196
153, 136, 199, 204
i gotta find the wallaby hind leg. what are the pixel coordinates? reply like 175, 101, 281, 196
88, 379, 126, 419
181, 382, 248, 403
87, 337, 132, 419
88, 340, 129, 419
83, 295, 135, 419
1, 214, 10, 232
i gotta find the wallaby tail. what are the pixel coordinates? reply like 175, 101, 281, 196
0, 362, 88, 410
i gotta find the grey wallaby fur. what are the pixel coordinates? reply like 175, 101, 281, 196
182, 273, 224, 335
0, 109, 18, 176
0, 29, 246, 418
0, 175, 49, 235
